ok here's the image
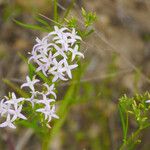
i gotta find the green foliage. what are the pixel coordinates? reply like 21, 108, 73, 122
61, 0, 75, 23
81, 8, 97, 28
119, 92, 150, 150
65, 18, 77, 28
14, 19, 50, 32
2, 79, 29, 98
53, 0, 58, 22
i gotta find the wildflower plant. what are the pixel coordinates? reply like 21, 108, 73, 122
0, 25, 83, 128
0, 2, 96, 131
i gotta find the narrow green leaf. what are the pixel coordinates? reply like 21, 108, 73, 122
2, 79, 29, 98
119, 104, 128, 142
28, 63, 35, 79
61, 0, 75, 23
54, 0, 58, 22
14, 20, 49, 32
35, 16, 50, 26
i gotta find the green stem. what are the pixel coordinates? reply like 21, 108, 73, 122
54, 0, 58, 22
119, 128, 142, 150
42, 139, 49, 150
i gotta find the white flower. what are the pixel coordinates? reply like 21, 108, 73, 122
33, 37, 50, 55
52, 44, 68, 59
39, 51, 53, 64
28, 51, 40, 62
36, 94, 55, 108
36, 61, 49, 76
0, 99, 5, 114
21, 76, 40, 91
49, 26, 68, 37
11, 105, 27, 120
36, 105, 59, 122
66, 28, 82, 45
69, 45, 84, 61
0, 101, 15, 116
49, 58, 68, 82
30, 90, 40, 97
5, 92, 24, 109
146, 100, 150, 103
25, 94, 38, 108
0, 114, 16, 129
0, 26, 83, 129
43, 83, 57, 98
0, 94, 26, 129
55, 34, 70, 51
63, 59, 78, 78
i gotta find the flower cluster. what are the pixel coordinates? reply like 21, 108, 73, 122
0, 93, 26, 128
29, 26, 84, 81
22, 75, 59, 122
0, 26, 84, 128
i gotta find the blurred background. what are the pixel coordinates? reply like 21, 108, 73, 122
0, 0, 150, 150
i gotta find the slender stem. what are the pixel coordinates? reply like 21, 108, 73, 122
42, 139, 49, 150
54, 0, 58, 22
119, 128, 142, 150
